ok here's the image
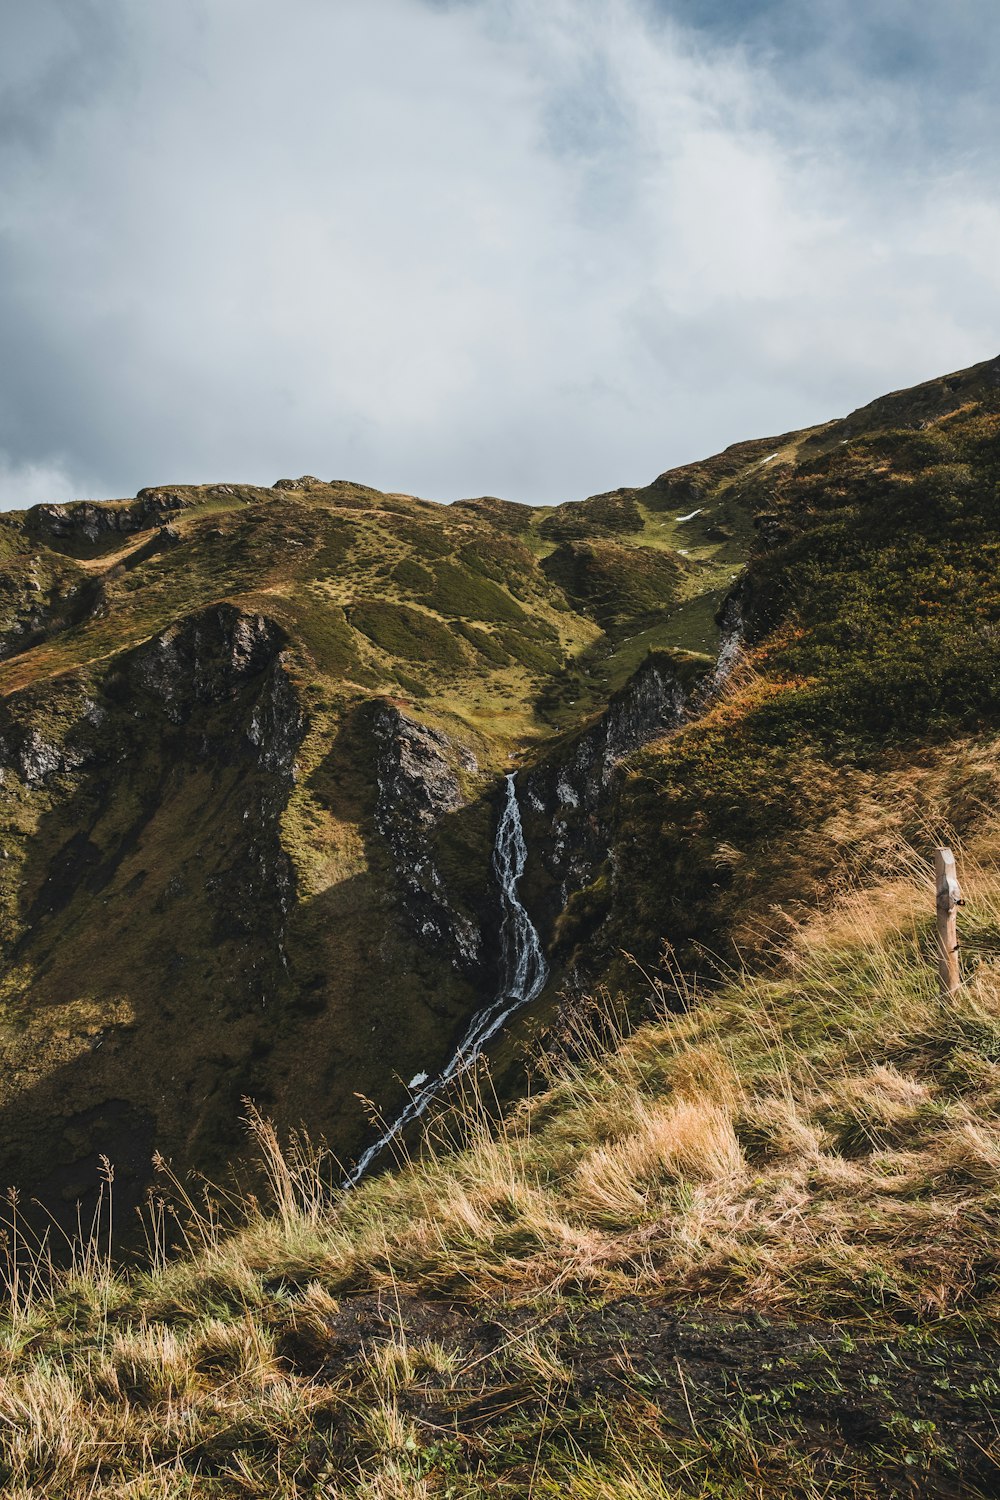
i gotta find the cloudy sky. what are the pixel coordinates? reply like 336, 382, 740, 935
1, 0, 998, 508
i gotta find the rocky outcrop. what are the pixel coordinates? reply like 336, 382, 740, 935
19, 488, 194, 550
124, 605, 302, 759
0, 722, 90, 789
125, 608, 305, 941
711, 549, 790, 672
0, 600, 309, 1235
523, 651, 705, 907
0, 548, 105, 663
371, 703, 482, 972
0, 603, 303, 791
709, 579, 750, 693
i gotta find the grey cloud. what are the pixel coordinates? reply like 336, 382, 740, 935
0, 0, 126, 152
0, 0, 998, 509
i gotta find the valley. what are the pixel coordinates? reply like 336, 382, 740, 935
1, 354, 999, 1496
0, 405, 784, 1214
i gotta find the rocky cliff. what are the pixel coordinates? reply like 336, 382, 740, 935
371, 702, 483, 974
0, 353, 999, 1222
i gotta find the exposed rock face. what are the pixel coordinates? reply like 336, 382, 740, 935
0, 723, 88, 789
711, 553, 788, 668
524, 651, 703, 907
126, 606, 301, 751
0, 602, 307, 1237
371, 703, 482, 972
708, 580, 750, 693
0, 565, 104, 664
120, 605, 305, 938
273, 475, 324, 492
0, 605, 304, 790
20, 488, 193, 549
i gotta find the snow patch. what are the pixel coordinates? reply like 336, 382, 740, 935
675, 508, 702, 523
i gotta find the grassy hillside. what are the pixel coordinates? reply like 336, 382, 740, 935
1, 820, 998, 1496
0, 357, 999, 1207
0, 452, 767, 1217
579, 359, 1000, 988
2, 353, 1000, 1493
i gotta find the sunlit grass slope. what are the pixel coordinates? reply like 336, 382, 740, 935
2, 812, 999, 1497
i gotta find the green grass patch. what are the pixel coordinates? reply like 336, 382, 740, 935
347, 599, 468, 668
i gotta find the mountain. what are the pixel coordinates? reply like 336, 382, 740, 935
0, 355, 998, 1233
2, 355, 1000, 1496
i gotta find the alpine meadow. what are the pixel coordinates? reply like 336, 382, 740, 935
0, 354, 998, 1495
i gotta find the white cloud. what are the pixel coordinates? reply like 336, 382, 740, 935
0, 0, 997, 507
0, 454, 93, 511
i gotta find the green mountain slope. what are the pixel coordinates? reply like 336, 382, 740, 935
0, 449, 763, 1218
2, 355, 1000, 1497
0, 353, 998, 1238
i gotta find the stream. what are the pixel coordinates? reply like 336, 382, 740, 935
344, 773, 548, 1186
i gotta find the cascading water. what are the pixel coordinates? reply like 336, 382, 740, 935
344, 773, 548, 1187
493, 772, 548, 1010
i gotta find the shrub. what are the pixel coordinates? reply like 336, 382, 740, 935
347, 601, 467, 668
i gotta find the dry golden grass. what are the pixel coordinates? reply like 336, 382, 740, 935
573, 1095, 746, 1228
257, 823, 997, 1325
1, 823, 999, 1493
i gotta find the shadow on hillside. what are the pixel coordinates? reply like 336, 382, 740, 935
0, 693, 536, 1258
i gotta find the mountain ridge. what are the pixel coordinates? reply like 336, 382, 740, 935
0, 352, 998, 1232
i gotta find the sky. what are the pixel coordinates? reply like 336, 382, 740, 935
0, 0, 998, 509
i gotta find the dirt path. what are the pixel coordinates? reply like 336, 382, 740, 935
272, 1290, 1000, 1496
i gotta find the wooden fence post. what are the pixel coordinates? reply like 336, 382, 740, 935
934, 846, 963, 1001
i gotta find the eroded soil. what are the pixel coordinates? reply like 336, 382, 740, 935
274, 1291, 1000, 1496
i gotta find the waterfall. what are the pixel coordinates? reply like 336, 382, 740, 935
344, 773, 547, 1187
493, 773, 548, 1009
